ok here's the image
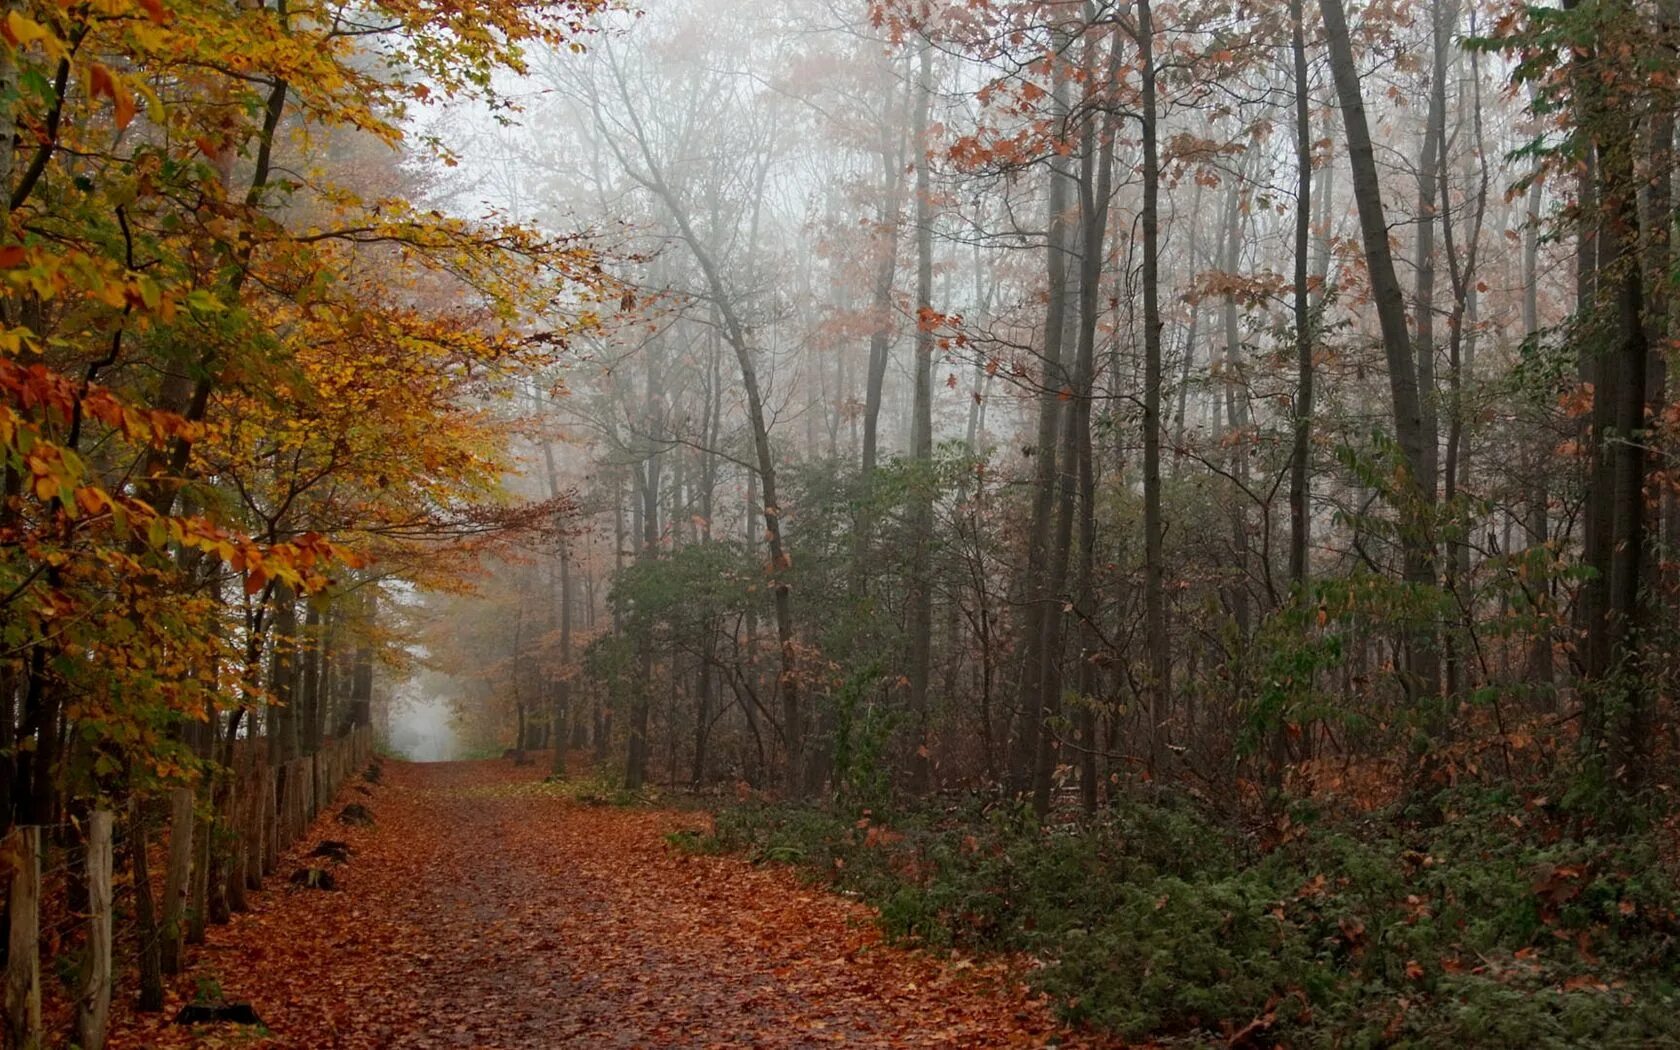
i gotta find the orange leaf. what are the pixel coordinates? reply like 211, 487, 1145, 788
89, 64, 137, 131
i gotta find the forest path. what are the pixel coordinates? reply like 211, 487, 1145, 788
107, 758, 1090, 1049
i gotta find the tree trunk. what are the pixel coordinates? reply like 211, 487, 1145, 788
1569, 0, 1652, 790
299, 603, 322, 753
625, 456, 659, 791
1320, 0, 1439, 729
1006, 32, 1074, 797
1440, 29, 1486, 707
1140, 0, 1169, 777
1412, 0, 1450, 507
1275, 0, 1315, 790
1599, 113, 1651, 785
553, 541, 573, 778
856, 54, 911, 596
1522, 176, 1554, 693
348, 590, 375, 733
906, 44, 935, 794
1053, 25, 1117, 816
269, 585, 299, 765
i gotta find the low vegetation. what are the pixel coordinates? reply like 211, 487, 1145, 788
689, 788, 1680, 1047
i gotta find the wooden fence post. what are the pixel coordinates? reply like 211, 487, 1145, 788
243, 760, 264, 892
225, 768, 248, 914
275, 764, 290, 853
242, 761, 255, 890
160, 787, 193, 974
296, 759, 309, 834
4, 826, 41, 1050
286, 762, 299, 846
77, 812, 113, 1050
263, 772, 278, 874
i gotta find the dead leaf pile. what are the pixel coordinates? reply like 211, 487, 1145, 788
104, 759, 1111, 1048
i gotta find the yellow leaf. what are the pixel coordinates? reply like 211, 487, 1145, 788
3, 11, 55, 50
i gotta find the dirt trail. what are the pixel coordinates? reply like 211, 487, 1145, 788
107, 759, 1093, 1048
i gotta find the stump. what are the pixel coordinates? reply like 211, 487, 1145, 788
288, 867, 337, 891
309, 840, 352, 863
175, 1002, 263, 1026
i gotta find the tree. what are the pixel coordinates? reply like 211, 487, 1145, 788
1319, 0, 1441, 731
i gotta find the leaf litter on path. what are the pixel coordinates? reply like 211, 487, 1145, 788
106, 759, 1113, 1049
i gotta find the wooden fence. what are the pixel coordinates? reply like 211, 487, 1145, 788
1, 726, 373, 1049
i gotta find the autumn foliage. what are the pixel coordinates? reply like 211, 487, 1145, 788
0, 0, 619, 1038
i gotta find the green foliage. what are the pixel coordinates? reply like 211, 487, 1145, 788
463, 770, 656, 807
696, 788, 1680, 1047
610, 541, 760, 641
829, 663, 896, 816
1243, 598, 1344, 756
193, 974, 226, 1005
543, 769, 654, 807
580, 631, 636, 715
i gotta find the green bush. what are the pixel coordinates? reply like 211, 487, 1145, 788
689, 786, 1680, 1048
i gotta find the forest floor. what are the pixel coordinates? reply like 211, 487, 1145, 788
105, 757, 1096, 1049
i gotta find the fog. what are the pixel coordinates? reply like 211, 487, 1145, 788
385, 690, 460, 763
403, 0, 1591, 800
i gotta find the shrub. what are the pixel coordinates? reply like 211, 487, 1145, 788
690, 785, 1680, 1047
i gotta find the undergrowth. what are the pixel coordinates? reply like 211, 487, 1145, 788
449, 770, 657, 807
683, 787, 1680, 1048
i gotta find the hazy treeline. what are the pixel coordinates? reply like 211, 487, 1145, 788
427, 0, 1674, 819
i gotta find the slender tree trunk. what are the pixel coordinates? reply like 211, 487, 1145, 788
299, 603, 322, 753
269, 585, 299, 764
1568, 0, 1651, 791
1221, 173, 1254, 637
625, 457, 659, 790
604, 64, 804, 790
1412, 0, 1450, 506
186, 710, 213, 944
1440, 34, 1487, 706
1171, 181, 1205, 477
1140, 0, 1169, 777
906, 44, 936, 794
1288, 0, 1314, 593
553, 543, 573, 777
856, 55, 911, 598
348, 590, 375, 734
1275, 0, 1315, 790
1007, 34, 1074, 797
1320, 0, 1439, 733
1641, 4, 1674, 724
1522, 177, 1555, 694
1049, 23, 1117, 816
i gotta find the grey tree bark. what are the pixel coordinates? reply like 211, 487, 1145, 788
1320, 0, 1440, 727
906, 44, 935, 794
1140, 0, 1169, 776
1006, 31, 1074, 797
